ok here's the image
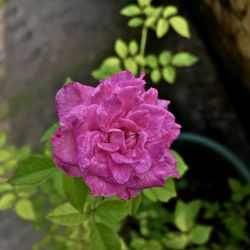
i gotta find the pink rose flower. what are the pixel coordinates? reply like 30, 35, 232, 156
51, 71, 181, 200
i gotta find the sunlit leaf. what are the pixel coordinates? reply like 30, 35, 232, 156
163, 6, 178, 18
172, 52, 198, 67
128, 17, 143, 28
15, 199, 36, 221
150, 69, 161, 83
143, 179, 176, 202
158, 50, 172, 66
0, 193, 15, 211
146, 54, 158, 69
171, 150, 188, 177
120, 5, 141, 17
156, 19, 169, 38
92, 57, 121, 80
129, 40, 139, 56
138, 0, 152, 7
174, 200, 202, 232
124, 58, 138, 75
170, 16, 190, 38
162, 67, 176, 84
8, 155, 56, 185
47, 202, 85, 226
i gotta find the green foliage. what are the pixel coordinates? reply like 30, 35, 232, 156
169, 16, 190, 38
8, 155, 56, 185
90, 223, 121, 250
143, 179, 177, 202
156, 19, 169, 38
115, 39, 128, 59
92, 0, 197, 84
162, 232, 188, 249
15, 199, 36, 221
92, 57, 121, 80
172, 52, 199, 67
47, 202, 85, 227
0, 193, 16, 211
174, 200, 202, 232
63, 176, 90, 212
189, 225, 213, 245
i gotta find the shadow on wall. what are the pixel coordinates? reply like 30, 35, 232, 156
0, 0, 131, 146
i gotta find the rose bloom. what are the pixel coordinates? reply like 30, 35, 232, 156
51, 71, 180, 200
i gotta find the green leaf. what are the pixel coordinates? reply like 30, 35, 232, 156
47, 202, 85, 226
127, 194, 142, 215
144, 6, 155, 16
0, 183, 13, 193
171, 150, 188, 177
16, 185, 37, 198
124, 58, 138, 75
8, 155, 56, 185
96, 199, 128, 227
120, 5, 141, 17
189, 225, 213, 245
129, 40, 139, 56
145, 16, 157, 27
128, 17, 143, 28
162, 67, 176, 84
150, 69, 161, 83
130, 238, 146, 249
0, 132, 7, 147
15, 199, 36, 221
174, 200, 202, 232
64, 77, 73, 85
138, 0, 151, 7
135, 55, 146, 66
146, 54, 158, 69
144, 240, 162, 250
162, 232, 188, 249
90, 223, 121, 250
92, 57, 121, 80
115, 39, 128, 59
159, 51, 172, 66
0, 193, 15, 211
143, 179, 176, 202
172, 52, 198, 67
0, 149, 11, 162
163, 6, 178, 18
170, 16, 190, 38
63, 176, 90, 212
156, 19, 169, 38
41, 122, 59, 142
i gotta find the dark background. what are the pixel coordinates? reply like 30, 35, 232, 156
0, 0, 249, 248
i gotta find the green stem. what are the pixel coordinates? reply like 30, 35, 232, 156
139, 24, 148, 72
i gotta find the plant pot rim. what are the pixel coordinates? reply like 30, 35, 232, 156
175, 132, 250, 182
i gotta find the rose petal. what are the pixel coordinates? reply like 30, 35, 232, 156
96, 94, 123, 131
85, 175, 122, 197
56, 82, 94, 122
51, 128, 77, 165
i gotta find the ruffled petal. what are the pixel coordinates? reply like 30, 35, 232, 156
85, 175, 123, 197
108, 160, 134, 184
96, 94, 123, 131
51, 128, 78, 165
56, 82, 94, 122
117, 188, 140, 200
53, 156, 81, 177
